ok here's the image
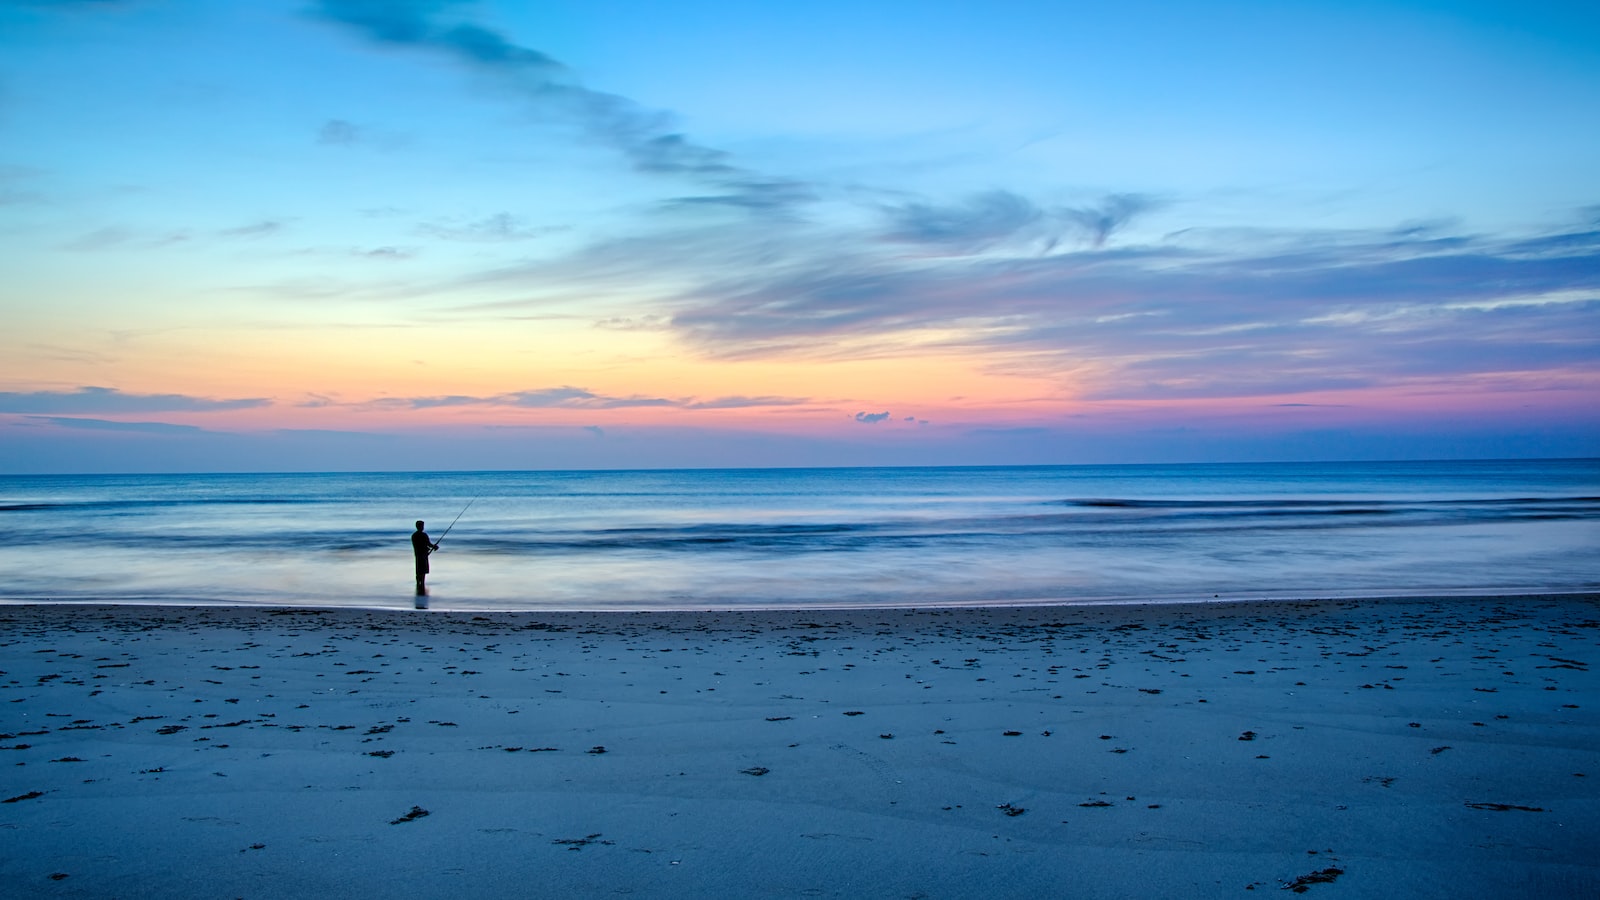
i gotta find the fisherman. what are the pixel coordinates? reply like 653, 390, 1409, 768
411, 520, 438, 592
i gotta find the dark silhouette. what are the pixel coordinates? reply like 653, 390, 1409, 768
411, 520, 438, 592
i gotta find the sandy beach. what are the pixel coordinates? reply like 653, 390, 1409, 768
2, 595, 1597, 898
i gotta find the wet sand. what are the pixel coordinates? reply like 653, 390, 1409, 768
2, 595, 1597, 898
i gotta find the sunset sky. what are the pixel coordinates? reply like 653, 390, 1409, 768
2, 0, 1597, 472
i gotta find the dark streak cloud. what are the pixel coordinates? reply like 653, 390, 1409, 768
419, 212, 562, 242
218, 220, 286, 239
381, 386, 668, 410
359, 246, 415, 260
879, 190, 1157, 253
317, 118, 362, 145
23, 416, 206, 434
274, 427, 389, 440
310, 0, 809, 213
61, 226, 190, 251
882, 190, 1043, 250
685, 396, 809, 410
593, 314, 670, 332
0, 386, 269, 413
666, 178, 818, 214
1063, 193, 1156, 247
59, 220, 290, 251
371, 387, 808, 411
8, 0, 137, 7
0, 164, 47, 206
506, 387, 665, 409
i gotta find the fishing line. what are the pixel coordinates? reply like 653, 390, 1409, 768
435, 495, 477, 546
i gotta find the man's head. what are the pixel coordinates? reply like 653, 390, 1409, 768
416, 520, 425, 530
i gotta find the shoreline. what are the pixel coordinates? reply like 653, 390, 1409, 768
3, 594, 1597, 897
4, 587, 1598, 615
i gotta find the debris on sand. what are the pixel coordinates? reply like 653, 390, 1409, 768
1282, 866, 1343, 892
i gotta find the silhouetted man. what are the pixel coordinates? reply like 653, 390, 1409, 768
412, 520, 438, 592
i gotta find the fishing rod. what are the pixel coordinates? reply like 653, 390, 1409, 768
433, 495, 477, 547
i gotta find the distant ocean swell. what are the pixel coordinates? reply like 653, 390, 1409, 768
0, 461, 1596, 609
4, 494, 1596, 553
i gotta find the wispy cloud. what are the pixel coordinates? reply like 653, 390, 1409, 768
505, 387, 670, 409
881, 190, 1045, 252
685, 396, 809, 410
878, 191, 1158, 254
7, 0, 137, 8
371, 387, 659, 410
61, 226, 191, 251
649, 219, 1600, 399
309, 0, 810, 213
60, 220, 291, 251
0, 164, 47, 206
301, 0, 1596, 411
357, 246, 416, 260
274, 427, 388, 440
367, 386, 808, 411
15, 0, 1598, 454
419, 213, 563, 242
23, 416, 207, 434
317, 118, 362, 145
218, 219, 287, 239
0, 386, 269, 413
1063, 193, 1157, 247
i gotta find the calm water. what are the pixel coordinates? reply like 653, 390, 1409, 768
0, 460, 1596, 610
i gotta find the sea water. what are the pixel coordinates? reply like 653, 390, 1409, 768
0, 460, 1595, 610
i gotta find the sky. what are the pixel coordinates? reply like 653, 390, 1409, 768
1, 0, 1597, 473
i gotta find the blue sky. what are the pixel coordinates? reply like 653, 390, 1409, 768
1, 0, 1597, 472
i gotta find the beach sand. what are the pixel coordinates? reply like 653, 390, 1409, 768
2, 595, 1597, 898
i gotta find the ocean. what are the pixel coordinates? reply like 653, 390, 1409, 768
1, 459, 1595, 610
